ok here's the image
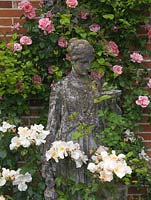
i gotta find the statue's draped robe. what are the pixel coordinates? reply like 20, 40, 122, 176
42, 73, 105, 199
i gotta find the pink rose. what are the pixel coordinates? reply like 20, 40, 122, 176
130, 52, 143, 63
79, 11, 89, 20
89, 24, 100, 32
13, 43, 22, 52
147, 78, 151, 88
20, 36, 32, 45
108, 41, 119, 57
7, 42, 13, 50
25, 9, 36, 19
65, 53, 71, 61
66, 0, 78, 8
45, 23, 55, 34
45, 11, 55, 19
136, 96, 150, 108
48, 67, 54, 75
113, 26, 118, 32
22, 1, 33, 13
58, 37, 68, 48
112, 65, 123, 75
90, 71, 104, 79
148, 28, 151, 39
38, 18, 51, 31
16, 80, 22, 93
32, 75, 42, 84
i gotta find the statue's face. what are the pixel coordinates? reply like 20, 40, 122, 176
72, 55, 94, 76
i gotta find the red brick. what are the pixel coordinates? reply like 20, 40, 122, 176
0, 35, 12, 42
144, 142, 151, 148
138, 124, 151, 132
146, 150, 151, 157
0, 27, 26, 35
146, 43, 151, 50
128, 186, 147, 194
0, 10, 23, 17
13, 18, 26, 25
0, 1, 12, 8
137, 26, 148, 35
31, 1, 40, 8
0, 18, 12, 26
138, 133, 151, 140
139, 116, 149, 123
143, 61, 151, 68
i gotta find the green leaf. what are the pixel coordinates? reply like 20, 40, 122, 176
0, 149, 7, 159
72, 132, 86, 140
60, 14, 72, 25
94, 95, 111, 103
126, 151, 134, 158
103, 14, 114, 20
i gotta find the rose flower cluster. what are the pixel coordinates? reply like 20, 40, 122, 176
0, 168, 32, 191
9, 124, 49, 150
87, 146, 132, 182
46, 140, 88, 168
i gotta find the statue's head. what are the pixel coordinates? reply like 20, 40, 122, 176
68, 38, 95, 76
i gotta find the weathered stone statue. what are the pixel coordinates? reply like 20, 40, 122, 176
42, 38, 122, 200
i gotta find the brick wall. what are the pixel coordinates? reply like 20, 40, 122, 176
0, 1, 151, 199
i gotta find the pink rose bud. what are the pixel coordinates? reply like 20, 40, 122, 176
136, 96, 150, 108
147, 78, 151, 88
7, 42, 13, 49
58, 37, 68, 48
113, 26, 118, 32
13, 43, 22, 52
130, 52, 143, 63
48, 67, 54, 75
32, 75, 42, 84
112, 65, 123, 75
45, 11, 55, 19
20, 36, 32, 45
16, 80, 22, 93
65, 53, 71, 61
89, 23, 100, 32
66, 0, 78, 8
108, 41, 119, 57
148, 28, 151, 39
79, 11, 89, 20
90, 71, 104, 79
